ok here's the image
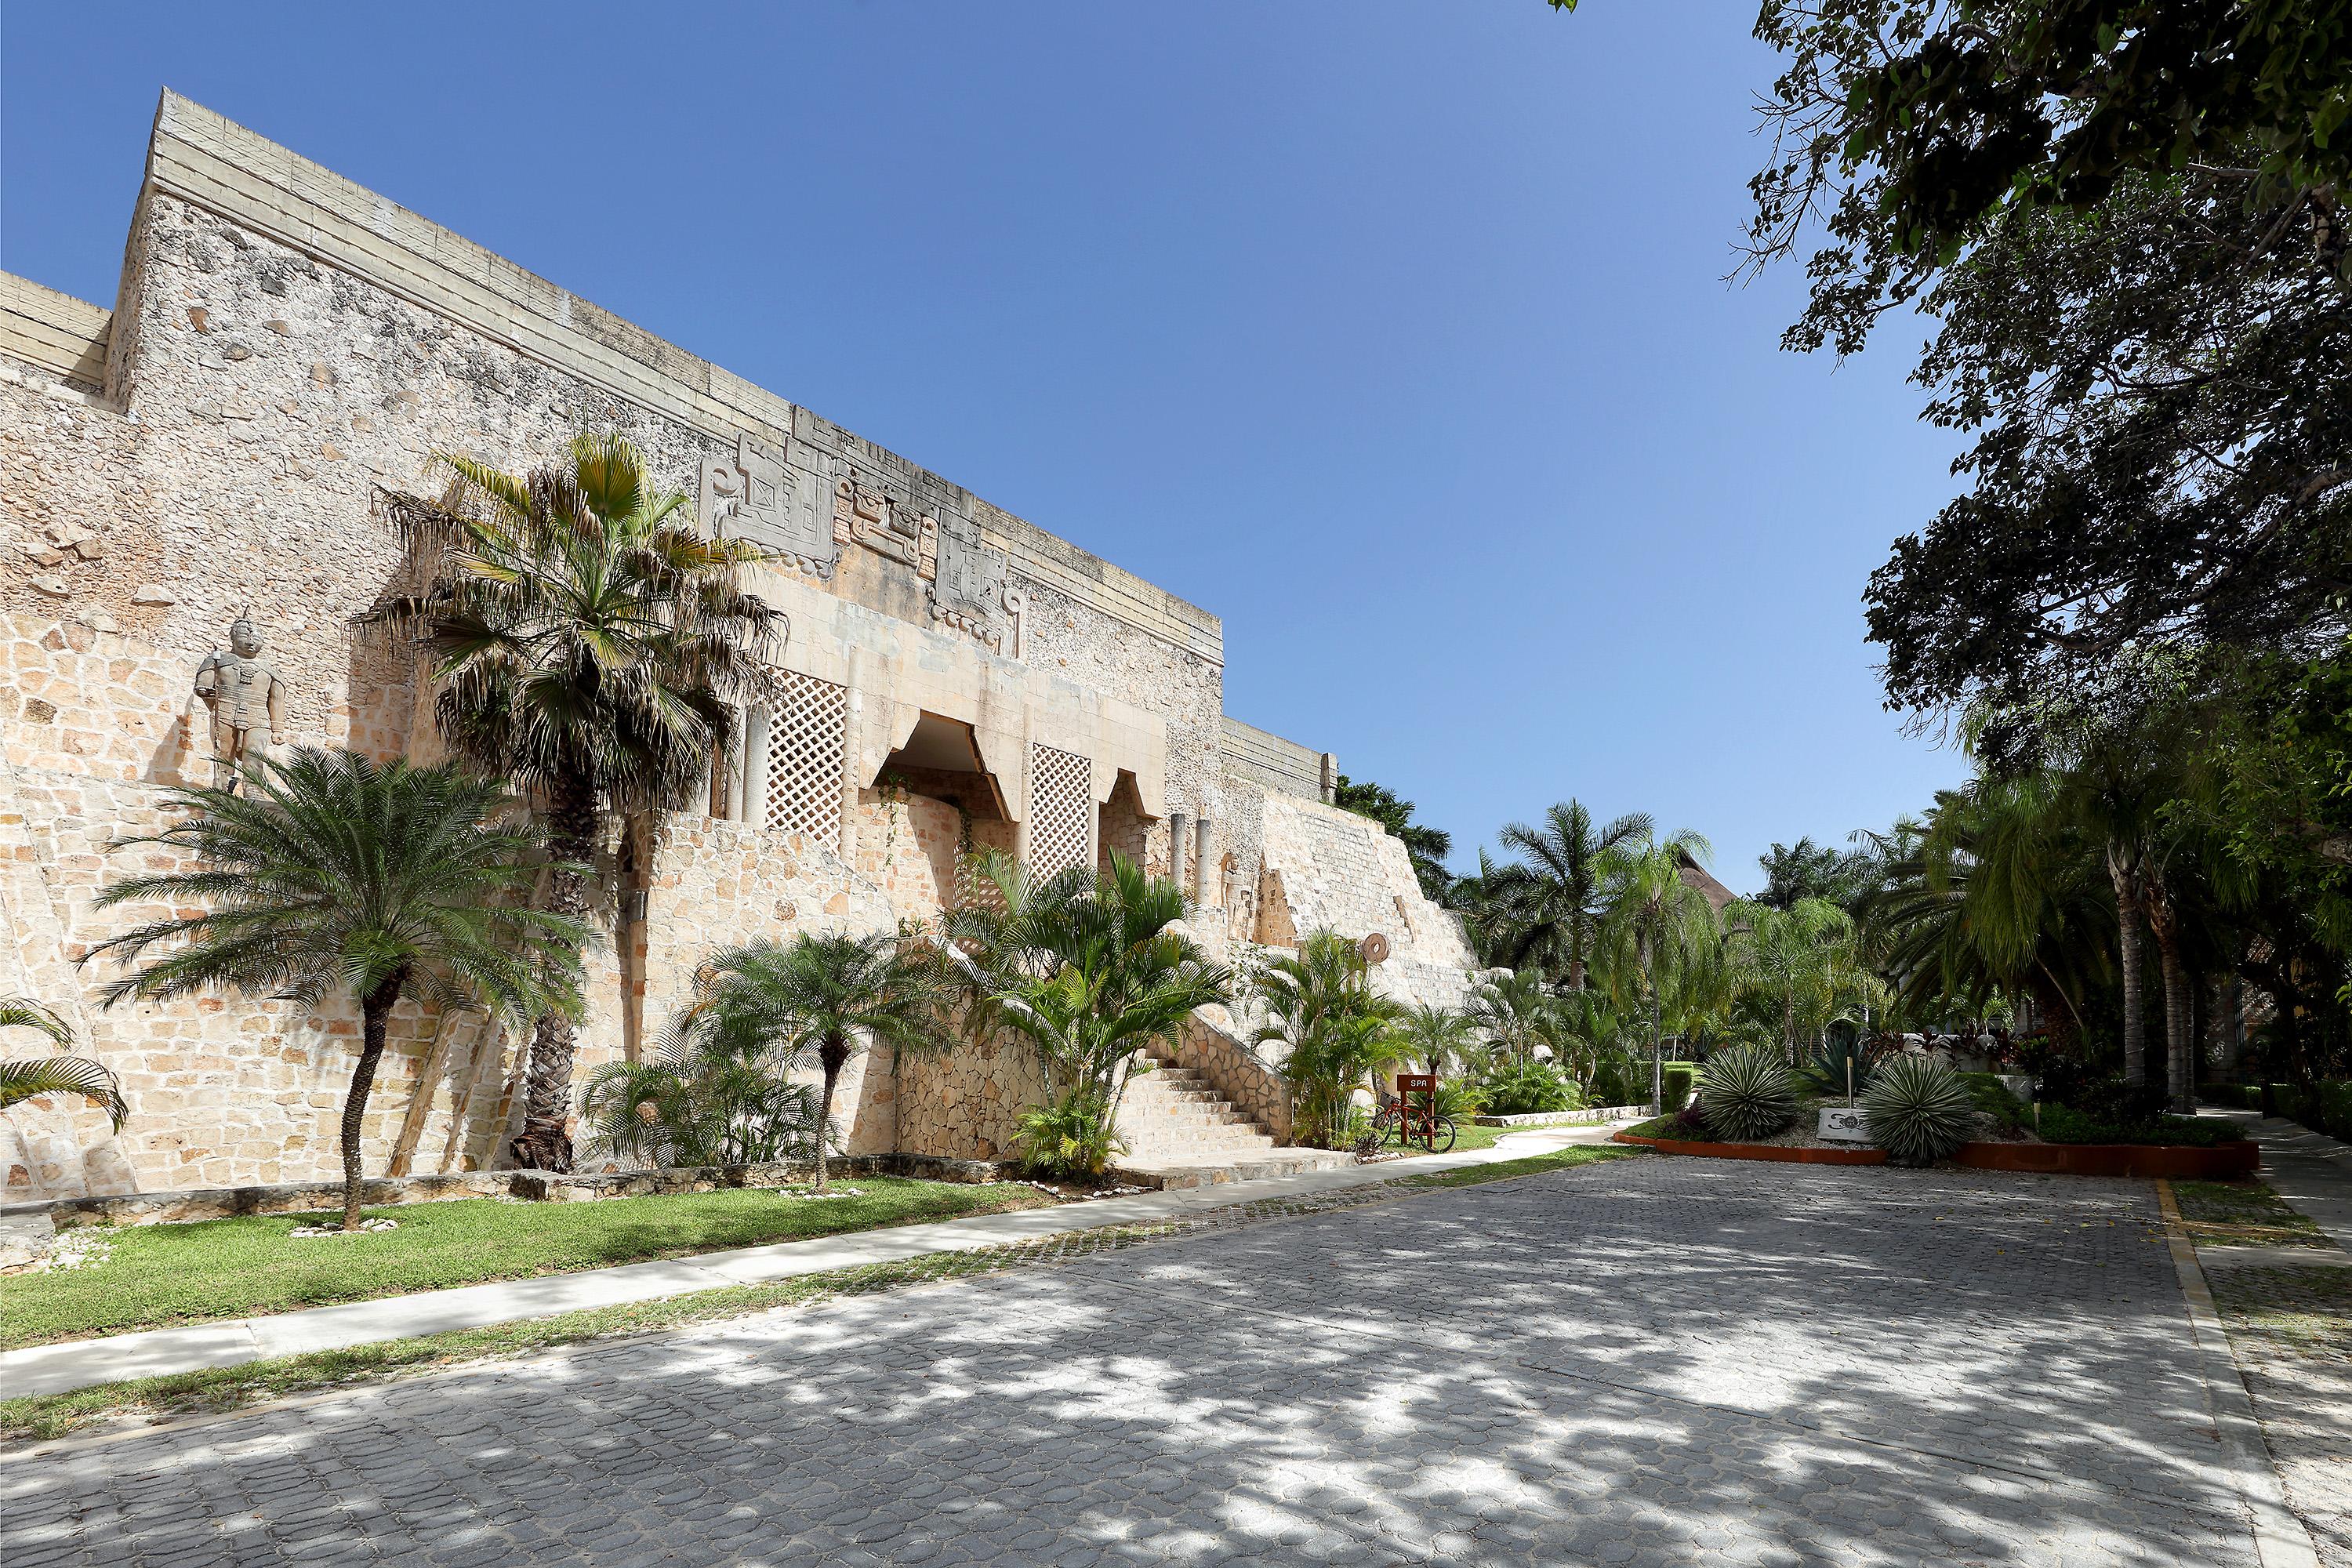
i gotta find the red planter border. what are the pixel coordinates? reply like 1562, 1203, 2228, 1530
1611, 1130, 2259, 1178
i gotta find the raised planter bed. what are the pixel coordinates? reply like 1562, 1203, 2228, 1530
1612, 1130, 2259, 1178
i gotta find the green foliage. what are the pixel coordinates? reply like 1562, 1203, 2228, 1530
2277, 1081, 2352, 1142
1659, 1062, 1695, 1115
1860, 1057, 1978, 1167
1480, 801, 1653, 986
1477, 1058, 1579, 1116
1955, 1072, 2028, 1133
579, 1011, 822, 1171
1256, 931, 1402, 1147
695, 931, 950, 1189
1811, 1026, 1875, 1100
1013, 1089, 1125, 1179
85, 750, 586, 1227
1722, 896, 1863, 1058
0, 996, 125, 1131
2034, 1105, 2247, 1148
1432, 1075, 1486, 1121
1697, 1045, 1799, 1142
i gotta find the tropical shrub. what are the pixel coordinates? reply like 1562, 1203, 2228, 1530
1014, 1089, 1125, 1178
1660, 1062, 1696, 1114
1861, 1057, 1977, 1166
1697, 1046, 1799, 1141
1955, 1071, 2028, 1131
579, 1011, 822, 1169
1256, 931, 1400, 1148
1810, 1025, 1877, 1099
1479, 1058, 1578, 1116
2034, 1105, 2246, 1147
1432, 1075, 1486, 1121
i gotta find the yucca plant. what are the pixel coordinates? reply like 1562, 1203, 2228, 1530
1697, 1044, 1799, 1142
1862, 1056, 1978, 1167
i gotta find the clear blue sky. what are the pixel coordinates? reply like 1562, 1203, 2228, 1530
0, 2, 1965, 895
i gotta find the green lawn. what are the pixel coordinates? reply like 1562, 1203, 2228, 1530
2175, 1178, 2330, 1249
0, 1177, 1054, 1350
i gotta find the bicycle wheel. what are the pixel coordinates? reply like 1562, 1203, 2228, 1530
1417, 1115, 1457, 1155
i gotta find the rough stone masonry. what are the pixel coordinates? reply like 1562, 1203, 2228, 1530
0, 92, 1475, 1200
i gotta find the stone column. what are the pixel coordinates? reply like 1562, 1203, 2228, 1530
737, 701, 770, 826
1194, 816, 1219, 907
1319, 752, 1338, 805
1167, 809, 1189, 887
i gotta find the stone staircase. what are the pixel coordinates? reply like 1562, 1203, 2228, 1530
1111, 1044, 1352, 1189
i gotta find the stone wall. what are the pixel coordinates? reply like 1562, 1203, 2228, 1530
0, 92, 1465, 1198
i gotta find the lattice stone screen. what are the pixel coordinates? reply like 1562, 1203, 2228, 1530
1027, 742, 1093, 881
761, 670, 848, 844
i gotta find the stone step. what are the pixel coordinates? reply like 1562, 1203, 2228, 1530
1112, 1148, 1356, 1189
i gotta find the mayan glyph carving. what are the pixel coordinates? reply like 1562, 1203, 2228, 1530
931, 518, 1012, 649
699, 434, 837, 578
192, 611, 286, 789
835, 477, 937, 573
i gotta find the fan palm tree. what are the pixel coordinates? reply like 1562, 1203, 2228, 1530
698, 931, 949, 1192
0, 996, 126, 1131
368, 433, 786, 1171
84, 751, 586, 1229
1598, 830, 1720, 1109
1484, 802, 1652, 987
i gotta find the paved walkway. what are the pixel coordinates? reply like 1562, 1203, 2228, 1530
2223, 1109, 2352, 1250
2, 1157, 2287, 1566
0, 1127, 1624, 1400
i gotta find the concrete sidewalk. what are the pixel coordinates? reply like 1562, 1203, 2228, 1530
0, 1123, 1635, 1401
2217, 1106, 2352, 1250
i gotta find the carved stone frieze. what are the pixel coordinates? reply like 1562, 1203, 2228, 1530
834, 477, 938, 574
699, 434, 837, 579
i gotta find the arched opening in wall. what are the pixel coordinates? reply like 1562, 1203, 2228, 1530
1097, 770, 1151, 877
865, 712, 1014, 916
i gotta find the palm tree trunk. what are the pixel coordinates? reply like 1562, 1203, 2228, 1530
2107, 849, 2147, 1087
514, 771, 599, 1172
2144, 887, 2194, 1112
343, 970, 408, 1231
815, 1036, 848, 1192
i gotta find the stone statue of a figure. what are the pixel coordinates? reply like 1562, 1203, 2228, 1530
193, 612, 285, 789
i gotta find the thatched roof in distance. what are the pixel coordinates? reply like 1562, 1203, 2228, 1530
1675, 851, 1738, 913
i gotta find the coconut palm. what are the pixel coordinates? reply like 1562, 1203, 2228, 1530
368, 433, 786, 1171
1484, 802, 1652, 988
698, 931, 949, 1192
1598, 830, 1720, 1109
84, 751, 586, 1229
0, 996, 126, 1131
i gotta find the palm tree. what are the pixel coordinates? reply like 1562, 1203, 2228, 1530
1484, 802, 1652, 987
1468, 969, 1555, 1063
1721, 897, 1861, 1062
699, 931, 949, 1192
84, 751, 586, 1229
368, 433, 786, 1171
1598, 830, 1720, 1109
1395, 1001, 1479, 1077
0, 996, 126, 1132
1254, 931, 1399, 1147
983, 856, 1235, 1168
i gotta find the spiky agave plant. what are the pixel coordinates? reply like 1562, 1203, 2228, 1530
1862, 1056, 1979, 1166
1697, 1044, 1799, 1142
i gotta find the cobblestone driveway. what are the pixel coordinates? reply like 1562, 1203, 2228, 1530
2, 1158, 2258, 1566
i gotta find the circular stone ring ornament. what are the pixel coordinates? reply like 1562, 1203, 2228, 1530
1359, 931, 1391, 965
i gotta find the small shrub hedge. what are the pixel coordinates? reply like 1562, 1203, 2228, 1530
2034, 1105, 2246, 1147
1661, 1062, 1696, 1114
2279, 1080, 2352, 1141
1479, 1059, 1580, 1116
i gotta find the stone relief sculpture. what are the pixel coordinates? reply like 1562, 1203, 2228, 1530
931, 518, 1011, 648
835, 477, 937, 573
192, 611, 285, 789
699, 434, 837, 579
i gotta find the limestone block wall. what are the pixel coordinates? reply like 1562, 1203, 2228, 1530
887, 1034, 1051, 1163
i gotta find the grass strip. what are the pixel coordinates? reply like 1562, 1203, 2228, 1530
0, 1145, 1639, 1446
